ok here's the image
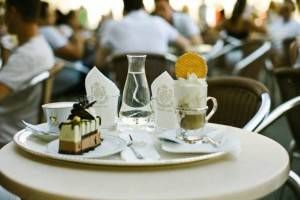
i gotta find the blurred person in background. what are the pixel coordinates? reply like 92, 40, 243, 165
268, 1, 300, 44
96, 11, 115, 45
154, 0, 201, 45
268, 1, 300, 66
267, 1, 280, 25
39, 1, 86, 96
198, 1, 207, 32
0, 0, 54, 147
96, 0, 189, 67
56, 10, 81, 39
218, 0, 265, 40
39, 1, 84, 61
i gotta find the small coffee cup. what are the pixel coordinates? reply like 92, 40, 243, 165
42, 102, 74, 132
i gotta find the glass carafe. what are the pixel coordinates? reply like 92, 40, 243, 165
119, 55, 152, 125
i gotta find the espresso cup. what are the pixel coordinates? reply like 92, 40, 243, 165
176, 97, 218, 138
42, 102, 74, 132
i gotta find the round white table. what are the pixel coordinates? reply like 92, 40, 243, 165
0, 124, 289, 200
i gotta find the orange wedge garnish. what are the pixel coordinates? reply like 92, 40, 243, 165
175, 52, 207, 79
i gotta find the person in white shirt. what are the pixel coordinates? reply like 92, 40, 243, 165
0, 0, 55, 146
39, 2, 86, 95
96, 0, 189, 67
39, 2, 84, 61
268, 3, 300, 42
154, 0, 201, 45
268, 2, 300, 65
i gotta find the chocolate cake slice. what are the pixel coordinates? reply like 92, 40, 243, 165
59, 99, 102, 155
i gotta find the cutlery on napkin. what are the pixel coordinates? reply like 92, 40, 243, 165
119, 131, 160, 161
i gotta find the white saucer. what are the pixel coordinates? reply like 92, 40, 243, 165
159, 128, 241, 155
22, 121, 59, 140
47, 135, 127, 158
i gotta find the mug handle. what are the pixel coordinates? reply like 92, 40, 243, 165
206, 97, 218, 121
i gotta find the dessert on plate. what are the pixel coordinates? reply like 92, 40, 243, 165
59, 99, 102, 154
174, 52, 208, 130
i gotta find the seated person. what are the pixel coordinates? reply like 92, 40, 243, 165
56, 10, 81, 40
38, 2, 85, 95
154, 0, 202, 45
39, 2, 84, 61
268, 2, 300, 66
218, 0, 265, 41
0, 0, 55, 147
96, 0, 190, 67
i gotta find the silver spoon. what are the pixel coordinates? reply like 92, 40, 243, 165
183, 135, 220, 147
128, 134, 144, 159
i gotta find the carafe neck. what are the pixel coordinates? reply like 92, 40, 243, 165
127, 55, 146, 73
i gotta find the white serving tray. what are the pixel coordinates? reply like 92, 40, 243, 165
13, 129, 226, 167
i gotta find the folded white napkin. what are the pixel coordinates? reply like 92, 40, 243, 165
158, 126, 241, 158
119, 131, 160, 161
85, 67, 120, 129
151, 71, 178, 130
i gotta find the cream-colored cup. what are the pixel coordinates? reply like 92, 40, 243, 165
42, 102, 74, 132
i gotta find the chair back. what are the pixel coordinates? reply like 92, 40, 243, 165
25, 62, 64, 122
281, 37, 296, 67
274, 68, 300, 145
209, 40, 271, 80
207, 76, 270, 131
107, 53, 176, 92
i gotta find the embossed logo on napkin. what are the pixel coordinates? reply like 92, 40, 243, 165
151, 71, 178, 129
91, 83, 108, 105
85, 67, 120, 129
156, 85, 174, 111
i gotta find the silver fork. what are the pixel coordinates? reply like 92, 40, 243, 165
128, 134, 144, 159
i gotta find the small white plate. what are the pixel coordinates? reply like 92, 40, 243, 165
22, 121, 59, 140
22, 121, 59, 135
159, 128, 240, 155
47, 136, 127, 159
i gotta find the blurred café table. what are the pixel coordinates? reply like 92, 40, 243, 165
0, 124, 289, 200
169, 43, 213, 57
188, 44, 213, 55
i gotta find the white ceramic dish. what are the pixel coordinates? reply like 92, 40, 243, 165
22, 121, 59, 140
13, 129, 226, 167
47, 137, 126, 159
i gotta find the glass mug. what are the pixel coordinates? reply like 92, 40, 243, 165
176, 97, 218, 139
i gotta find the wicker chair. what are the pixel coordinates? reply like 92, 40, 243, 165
281, 37, 296, 67
273, 68, 300, 162
207, 76, 271, 131
106, 53, 176, 92
208, 40, 271, 81
254, 96, 300, 199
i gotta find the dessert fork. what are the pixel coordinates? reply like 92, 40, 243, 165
127, 134, 144, 159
